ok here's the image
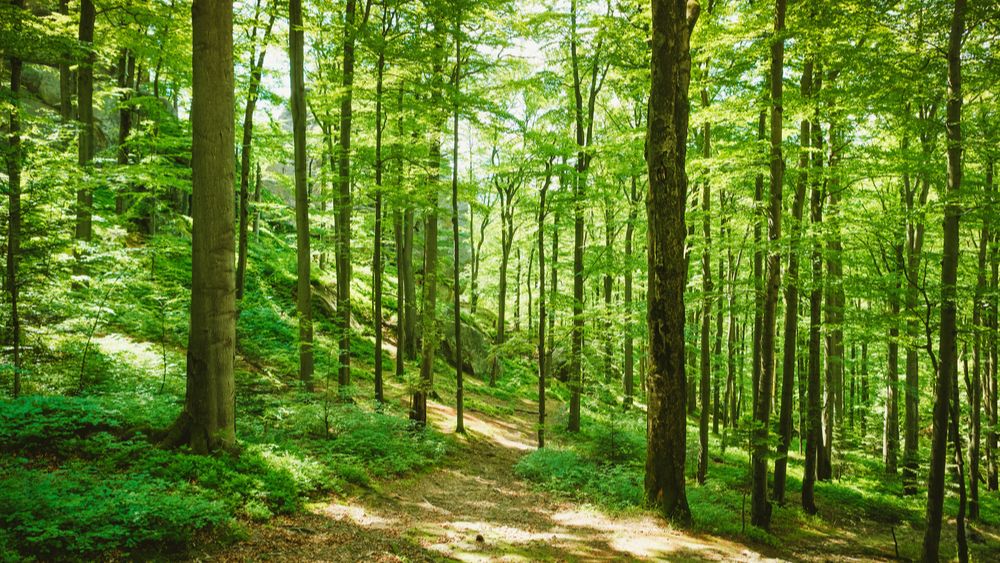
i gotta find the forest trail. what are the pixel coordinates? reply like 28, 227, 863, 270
212, 393, 778, 562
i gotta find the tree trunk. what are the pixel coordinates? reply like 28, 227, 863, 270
645, 0, 697, 523
451, 13, 463, 432
5, 5, 24, 397
58, 0, 73, 121
75, 0, 96, 244
698, 103, 712, 485
537, 160, 552, 447
803, 113, 824, 516
373, 10, 387, 404
970, 169, 990, 519
236, 3, 275, 301
752, 0, 784, 529
115, 49, 134, 216
624, 177, 639, 409
775, 58, 811, 505
290, 0, 313, 389
886, 257, 901, 474
163, 0, 237, 454
987, 159, 999, 492
336, 0, 361, 389
411, 21, 444, 425
922, 0, 964, 557
403, 206, 417, 360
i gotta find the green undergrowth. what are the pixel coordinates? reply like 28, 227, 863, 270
514, 398, 1000, 553
0, 224, 448, 561
0, 390, 448, 561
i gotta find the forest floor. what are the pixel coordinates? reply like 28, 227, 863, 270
208, 386, 773, 563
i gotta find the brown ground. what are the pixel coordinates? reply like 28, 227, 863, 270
205, 395, 779, 562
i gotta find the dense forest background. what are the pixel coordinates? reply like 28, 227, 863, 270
2, 0, 1000, 560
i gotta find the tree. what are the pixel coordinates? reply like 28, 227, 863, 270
5, 0, 25, 398
289, 0, 313, 390
645, 0, 698, 522
751, 0, 784, 529
75, 0, 95, 245
774, 57, 811, 505
922, 0, 964, 558
236, 0, 275, 301
161, 0, 236, 454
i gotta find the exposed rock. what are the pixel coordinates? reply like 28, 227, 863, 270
439, 313, 492, 378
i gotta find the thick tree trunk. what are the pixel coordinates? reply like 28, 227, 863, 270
922, 1, 964, 557
75, 0, 96, 243
775, 58, 811, 505
290, 0, 313, 389
751, 0, 784, 529
164, 0, 237, 454
823, 180, 844, 477
645, 0, 697, 523
987, 159, 999, 492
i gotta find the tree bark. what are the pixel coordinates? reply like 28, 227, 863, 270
624, 177, 639, 409
373, 5, 388, 404
697, 92, 712, 485
751, 0, 784, 529
645, 0, 697, 523
537, 160, 553, 447
775, 58, 811, 505
803, 112, 824, 516
236, 1, 275, 301
163, 0, 237, 454
411, 20, 445, 425
290, 0, 313, 389
922, 0, 964, 558
75, 0, 96, 244
5, 1, 24, 397
451, 12, 463, 431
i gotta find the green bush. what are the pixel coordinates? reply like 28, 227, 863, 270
0, 396, 121, 453
0, 461, 229, 560
515, 448, 643, 510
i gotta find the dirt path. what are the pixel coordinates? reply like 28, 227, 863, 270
213, 396, 780, 562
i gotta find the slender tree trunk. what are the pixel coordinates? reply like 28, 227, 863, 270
58, 0, 73, 121
645, 0, 697, 523
336, 0, 362, 388
775, 58, 811, 505
537, 160, 552, 447
75, 0, 96, 244
624, 178, 639, 409
451, 13, 463, 432
951, 353, 970, 563
115, 49, 134, 216
922, 1, 964, 557
162, 0, 236, 454
970, 174, 990, 519
803, 113, 825, 516
236, 4, 275, 301
5, 6, 24, 397
987, 159, 999, 492
549, 210, 559, 372
403, 206, 417, 360
904, 109, 934, 493
515, 247, 522, 332
411, 21, 445, 425
373, 12, 387, 404
698, 104, 712, 485
290, 0, 313, 389
861, 341, 869, 440
253, 163, 262, 237
751, 0, 784, 529
886, 254, 902, 474
394, 208, 405, 378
